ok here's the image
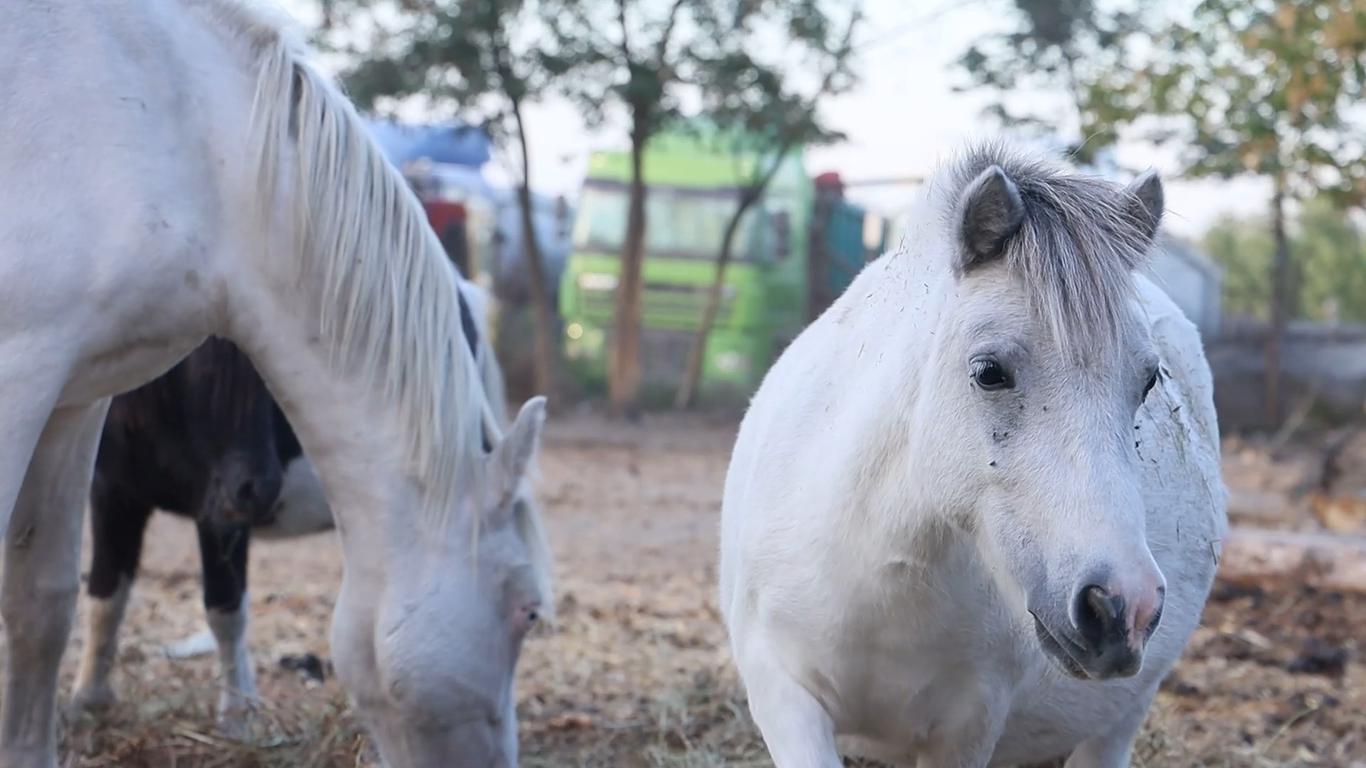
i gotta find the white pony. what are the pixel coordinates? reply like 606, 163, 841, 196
1, 3, 551, 766
719, 144, 1227, 767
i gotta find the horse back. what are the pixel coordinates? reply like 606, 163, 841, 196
2, 0, 263, 405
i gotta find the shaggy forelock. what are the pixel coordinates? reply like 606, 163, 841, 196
944, 143, 1157, 365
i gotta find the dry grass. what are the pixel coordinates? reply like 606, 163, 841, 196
32, 415, 1366, 766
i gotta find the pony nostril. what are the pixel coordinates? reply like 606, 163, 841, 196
1143, 585, 1167, 638
1074, 584, 1123, 650
1145, 601, 1164, 638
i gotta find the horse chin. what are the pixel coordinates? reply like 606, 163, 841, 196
1031, 616, 1092, 680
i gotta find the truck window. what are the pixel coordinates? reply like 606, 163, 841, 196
573, 182, 764, 261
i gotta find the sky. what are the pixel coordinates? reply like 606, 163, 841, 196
281, 0, 1272, 238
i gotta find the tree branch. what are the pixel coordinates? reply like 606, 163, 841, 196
812, 9, 858, 99
617, 0, 634, 62
655, 0, 689, 68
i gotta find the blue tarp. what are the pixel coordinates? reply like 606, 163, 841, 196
365, 119, 492, 168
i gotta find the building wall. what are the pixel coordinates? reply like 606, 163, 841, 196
1206, 322, 1366, 429
1148, 236, 1222, 336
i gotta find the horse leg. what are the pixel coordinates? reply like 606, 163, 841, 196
1062, 686, 1157, 768
195, 522, 258, 735
71, 488, 153, 714
0, 361, 65, 540
738, 642, 842, 768
0, 401, 109, 768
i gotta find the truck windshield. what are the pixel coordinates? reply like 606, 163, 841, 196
573, 181, 764, 261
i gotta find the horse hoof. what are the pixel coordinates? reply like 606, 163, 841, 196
69, 684, 116, 716
216, 697, 261, 740
216, 713, 249, 740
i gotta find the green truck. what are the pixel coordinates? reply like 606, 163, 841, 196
559, 134, 887, 403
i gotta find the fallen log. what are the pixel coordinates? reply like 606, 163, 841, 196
1218, 526, 1366, 594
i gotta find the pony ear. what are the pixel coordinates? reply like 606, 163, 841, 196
491, 396, 546, 505
1125, 169, 1164, 242
957, 165, 1026, 274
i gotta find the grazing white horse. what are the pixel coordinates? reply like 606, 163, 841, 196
719, 144, 1227, 767
1, 3, 551, 766
71, 277, 528, 742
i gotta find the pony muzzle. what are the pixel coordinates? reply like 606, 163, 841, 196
1037, 573, 1165, 680
202, 466, 283, 528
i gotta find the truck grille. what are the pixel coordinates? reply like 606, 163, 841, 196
580, 282, 734, 330
639, 330, 695, 385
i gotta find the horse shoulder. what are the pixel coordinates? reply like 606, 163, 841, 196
1133, 274, 1225, 515
721, 260, 917, 636
1131, 273, 1226, 633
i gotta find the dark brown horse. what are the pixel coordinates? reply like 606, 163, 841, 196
69, 283, 496, 732
69, 337, 323, 731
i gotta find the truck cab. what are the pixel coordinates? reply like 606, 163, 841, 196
559, 135, 885, 404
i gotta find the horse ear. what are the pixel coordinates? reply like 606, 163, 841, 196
957, 165, 1026, 273
491, 396, 546, 505
1125, 169, 1164, 242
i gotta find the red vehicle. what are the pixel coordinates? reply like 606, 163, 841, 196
423, 197, 471, 274
404, 165, 493, 280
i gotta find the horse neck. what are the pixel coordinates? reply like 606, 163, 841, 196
814, 249, 971, 541
227, 274, 471, 567
212, 23, 486, 565
221, 164, 480, 573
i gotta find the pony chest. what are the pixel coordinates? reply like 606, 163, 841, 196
821, 636, 1004, 756
802, 571, 1027, 747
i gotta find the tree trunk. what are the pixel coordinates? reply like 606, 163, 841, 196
1266, 174, 1290, 426
807, 186, 834, 323
1219, 527, 1366, 595
674, 190, 757, 409
511, 100, 558, 400
609, 116, 649, 416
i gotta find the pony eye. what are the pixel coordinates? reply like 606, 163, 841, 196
1142, 368, 1160, 399
971, 359, 1013, 391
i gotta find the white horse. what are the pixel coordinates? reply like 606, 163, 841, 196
70, 277, 530, 742
719, 144, 1227, 767
1, 3, 552, 766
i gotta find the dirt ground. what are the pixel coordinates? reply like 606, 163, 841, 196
45, 414, 1366, 767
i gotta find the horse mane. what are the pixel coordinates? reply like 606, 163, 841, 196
203, 0, 485, 526
939, 142, 1155, 365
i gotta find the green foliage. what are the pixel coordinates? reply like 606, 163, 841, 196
955, 0, 1153, 164
1296, 199, 1366, 323
1203, 216, 1276, 320
960, 0, 1366, 201
688, 6, 859, 192
540, 0, 858, 136
1126, 0, 1366, 206
322, 0, 559, 144
324, 0, 860, 191
1204, 200, 1366, 324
